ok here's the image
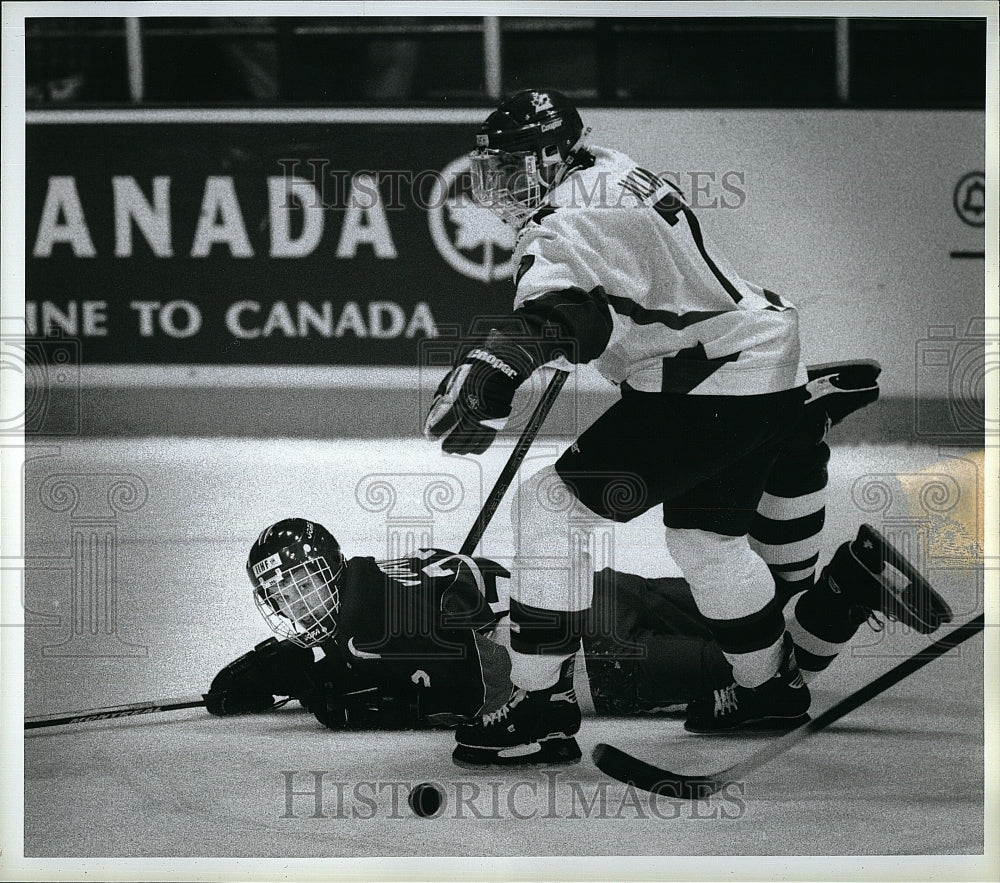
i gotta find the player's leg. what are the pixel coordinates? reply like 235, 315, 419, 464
658, 391, 812, 733
748, 360, 880, 607
757, 431, 862, 682
453, 464, 596, 766
664, 531, 809, 733
584, 571, 733, 713
749, 435, 836, 683
750, 359, 884, 678
454, 391, 664, 766
504, 464, 598, 688
583, 362, 881, 716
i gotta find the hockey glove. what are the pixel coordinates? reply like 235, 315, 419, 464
204, 637, 315, 716
802, 360, 881, 443
303, 642, 421, 730
423, 330, 535, 455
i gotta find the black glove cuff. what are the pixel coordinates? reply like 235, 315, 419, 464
478, 330, 539, 380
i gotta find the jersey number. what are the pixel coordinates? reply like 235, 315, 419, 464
651, 179, 743, 304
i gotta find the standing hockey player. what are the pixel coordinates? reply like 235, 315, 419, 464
424, 88, 848, 764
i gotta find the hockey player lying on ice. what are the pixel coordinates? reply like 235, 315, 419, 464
206, 361, 952, 762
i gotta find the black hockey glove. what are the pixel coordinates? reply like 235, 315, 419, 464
204, 637, 315, 716
423, 330, 536, 455
802, 360, 881, 443
303, 642, 423, 730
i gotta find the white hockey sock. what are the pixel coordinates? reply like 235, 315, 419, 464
509, 649, 570, 692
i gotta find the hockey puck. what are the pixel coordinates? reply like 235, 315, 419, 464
408, 782, 444, 818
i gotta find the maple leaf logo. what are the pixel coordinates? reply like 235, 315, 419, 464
427, 155, 520, 282
531, 91, 554, 112
446, 201, 515, 252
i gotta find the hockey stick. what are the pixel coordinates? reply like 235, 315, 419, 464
459, 368, 570, 556
592, 612, 985, 799
25, 695, 207, 730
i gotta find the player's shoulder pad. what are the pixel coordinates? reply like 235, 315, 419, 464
345, 555, 380, 584
548, 146, 646, 212
516, 201, 585, 254
346, 555, 376, 575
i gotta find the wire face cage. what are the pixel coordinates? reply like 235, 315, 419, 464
470, 147, 543, 228
252, 556, 343, 647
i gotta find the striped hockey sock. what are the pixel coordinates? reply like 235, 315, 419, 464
749, 442, 830, 607
785, 579, 860, 681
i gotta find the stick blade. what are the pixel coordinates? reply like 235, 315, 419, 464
591, 743, 725, 799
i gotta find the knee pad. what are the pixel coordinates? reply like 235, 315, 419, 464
663, 527, 776, 621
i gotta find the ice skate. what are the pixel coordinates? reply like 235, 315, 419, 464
684, 634, 810, 734
452, 658, 582, 767
821, 523, 953, 634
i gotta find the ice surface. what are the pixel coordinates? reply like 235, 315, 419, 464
19, 438, 987, 857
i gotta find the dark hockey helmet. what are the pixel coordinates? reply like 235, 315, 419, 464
471, 89, 588, 227
246, 518, 346, 647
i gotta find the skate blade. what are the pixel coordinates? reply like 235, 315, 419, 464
684, 712, 810, 736
857, 523, 953, 633
452, 737, 582, 768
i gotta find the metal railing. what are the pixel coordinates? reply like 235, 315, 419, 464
24, 16, 984, 108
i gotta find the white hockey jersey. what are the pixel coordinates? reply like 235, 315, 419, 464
512, 146, 807, 396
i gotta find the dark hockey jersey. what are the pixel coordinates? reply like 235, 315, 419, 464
328, 549, 511, 723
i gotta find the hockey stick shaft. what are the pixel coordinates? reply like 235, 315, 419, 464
460, 368, 569, 557
728, 612, 986, 780
25, 695, 206, 729
594, 613, 985, 798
